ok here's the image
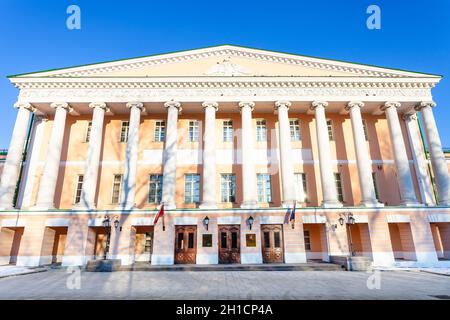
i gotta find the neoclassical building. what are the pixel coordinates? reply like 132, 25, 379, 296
0, 45, 449, 268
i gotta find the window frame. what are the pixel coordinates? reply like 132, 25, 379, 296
220, 173, 236, 203
184, 173, 200, 204
326, 119, 334, 141
120, 121, 129, 143
257, 173, 272, 203
289, 119, 301, 141
85, 121, 92, 143
222, 120, 234, 143
334, 172, 344, 202
154, 120, 165, 143
73, 174, 84, 204
188, 120, 200, 143
147, 174, 163, 204
111, 174, 123, 204
304, 230, 312, 251
256, 119, 267, 142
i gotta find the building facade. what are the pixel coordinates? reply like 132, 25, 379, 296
1, 45, 450, 268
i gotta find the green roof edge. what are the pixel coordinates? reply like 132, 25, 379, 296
7, 43, 443, 78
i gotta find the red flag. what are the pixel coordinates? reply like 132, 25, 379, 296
154, 204, 165, 225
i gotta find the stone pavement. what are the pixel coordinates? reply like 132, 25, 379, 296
0, 265, 47, 279
0, 269, 449, 299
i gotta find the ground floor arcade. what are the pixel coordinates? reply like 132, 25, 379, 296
1, 208, 450, 268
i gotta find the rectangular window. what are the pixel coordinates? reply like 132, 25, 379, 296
231, 232, 238, 249
294, 173, 308, 203
188, 233, 194, 249
372, 172, 380, 200
334, 172, 344, 202
362, 119, 369, 141
257, 173, 272, 203
221, 232, 227, 248
289, 119, 301, 141
223, 120, 233, 142
74, 175, 84, 204
256, 120, 267, 142
177, 233, 184, 249
184, 174, 200, 204
120, 121, 129, 143
111, 174, 123, 204
221, 174, 236, 203
188, 120, 199, 142
274, 231, 281, 248
85, 122, 92, 143
327, 120, 334, 141
154, 121, 165, 142
148, 174, 163, 204
304, 230, 311, 251
263, 232, 270, 248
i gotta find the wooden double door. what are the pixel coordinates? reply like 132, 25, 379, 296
261, 224, 284, 263
174, 225, 197, 264
218, 225, 241, 264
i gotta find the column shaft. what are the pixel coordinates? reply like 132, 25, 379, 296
312, 101, 342, 207
121, 102, 143, 209
417, 102, 450, 205
275, 101, 296, 207
239, 101, 258, 208
34, 102, 70, 209
0, 103, 34, 209
200, 102, 218, 209
382, 102, 419, 206
162, 101, 181, 209
77, 102, 107, 209
347, 101, 383, 207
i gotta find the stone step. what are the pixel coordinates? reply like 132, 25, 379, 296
117, 262, 345, 272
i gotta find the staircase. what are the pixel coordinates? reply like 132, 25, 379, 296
117, 261, 345, 272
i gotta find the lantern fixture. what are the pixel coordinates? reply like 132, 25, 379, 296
247, 216, 254, 230
203, 216, 210, 231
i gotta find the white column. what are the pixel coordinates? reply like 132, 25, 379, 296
403, 113, 435, 205
0, 102, 35, 210
275, 101, 296, 207
34, 102, 72, 210
239, 101, 258, 208
76, 102, 108, 209
120, 102, 144, 209
381, 101, 419, 206
416, 101, 450, 205
162, 101, 181, 210
200, 101, 218, 209
311, 101, 342, 208
346, 101, 383, 207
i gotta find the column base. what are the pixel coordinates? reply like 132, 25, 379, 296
400, 200, 424, 207
437, 200, 450, 207
199, 202, 217, 209
240, 201, 258, 209
0, 206, 16, 211
281, 200, 297, 208
359, 200, 385, 208
72, 203, 95, 211
321, 201, 343, 208
116, 202, 136, 210
30, 204, 55, 211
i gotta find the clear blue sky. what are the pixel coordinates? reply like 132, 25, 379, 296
0, 0, 449, 148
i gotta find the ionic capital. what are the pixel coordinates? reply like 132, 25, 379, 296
310, 100, 328, 110
415, 101, 436, 112
380, 101, 401, 112
50, 102, 72, 112
89, 102, 108, 110
126, 101, 145, 112
202, 101, 219, 111
274, 100, 291, 111
164, 101, 182, 112
238, 101, 255, 111
403, 113, 417, 122
345, 101, 365, 111
14, 102, 35, 113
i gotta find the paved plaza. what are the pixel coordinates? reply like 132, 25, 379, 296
0, 269, 449, 300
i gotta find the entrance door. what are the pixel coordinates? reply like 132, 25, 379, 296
261, 224, 284, 263
174, 225, 197, 264
218, 225, 240, 264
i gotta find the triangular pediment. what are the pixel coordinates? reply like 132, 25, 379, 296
10, 45, 439, 79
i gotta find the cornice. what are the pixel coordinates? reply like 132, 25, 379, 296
12, 78, 437, 90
